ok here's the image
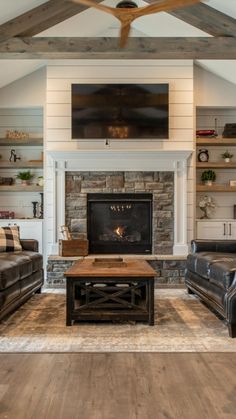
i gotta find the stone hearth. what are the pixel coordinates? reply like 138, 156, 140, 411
65, 171, 174, 254
47, 257, 186, 287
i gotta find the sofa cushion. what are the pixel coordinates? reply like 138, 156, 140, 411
0, 253, 33, 290
208, 259, 236, 290
20, 251, 43, 272
0, 226, 22, 252
187, 252, 236, 280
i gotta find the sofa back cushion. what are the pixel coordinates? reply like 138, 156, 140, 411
0, 226, 22, 252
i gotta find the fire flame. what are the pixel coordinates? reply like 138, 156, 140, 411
114, 226, 125, 238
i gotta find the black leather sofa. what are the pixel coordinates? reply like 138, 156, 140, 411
0, 239, 43, 320
185, 239, 236, 338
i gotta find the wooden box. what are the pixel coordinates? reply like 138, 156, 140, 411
59, 239, 89, 256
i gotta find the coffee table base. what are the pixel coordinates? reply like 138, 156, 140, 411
66, 276, 154, 326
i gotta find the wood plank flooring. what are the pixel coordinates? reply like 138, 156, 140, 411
0, 353, 236, 419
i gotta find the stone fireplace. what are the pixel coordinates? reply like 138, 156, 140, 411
66, 171, 174, 254
47, 150, 191, 256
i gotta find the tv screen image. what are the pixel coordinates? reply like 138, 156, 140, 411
71, 84, 169, 140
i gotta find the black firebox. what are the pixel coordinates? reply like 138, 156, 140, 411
87, 193, 152, 254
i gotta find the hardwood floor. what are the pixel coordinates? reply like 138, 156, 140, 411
0, 353, 236, 419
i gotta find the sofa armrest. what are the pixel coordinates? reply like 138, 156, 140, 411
191, 239, 236, 254
20, 239, 39, 252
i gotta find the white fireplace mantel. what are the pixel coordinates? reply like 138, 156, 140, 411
47, 149, 193, 256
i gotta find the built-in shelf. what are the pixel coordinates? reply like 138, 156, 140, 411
0, 160, 43, 168
0, 185, 43, 192
196, 162, 236, 168
0, 218, 44, 221
196, 218, 236, 221
196, 184, 236, 192
0, 138, 43, 146
196, 137, 236, 146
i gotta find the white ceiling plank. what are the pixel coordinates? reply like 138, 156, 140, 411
0, 0, 47, 25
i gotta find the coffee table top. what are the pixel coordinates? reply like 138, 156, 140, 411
64, 258, 156, 277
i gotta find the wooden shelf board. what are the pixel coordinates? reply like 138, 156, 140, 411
196, 184, 236, 192
0, 218, 43, 222
196, 162, 236, 168
196, 137, 236, 146
0, 161, 43, 168
0, 185, 43, 192
0, 138, 43, 146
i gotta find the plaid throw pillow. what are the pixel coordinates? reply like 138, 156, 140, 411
0, 226, 22, 252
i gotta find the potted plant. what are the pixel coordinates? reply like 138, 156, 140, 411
16, 170, 34, 186
221, 150, 233, 163
201, 170, 216, 186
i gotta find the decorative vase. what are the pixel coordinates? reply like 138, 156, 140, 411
21, 180, 30, 186
200, 207, 210, 219
205, 180, 213, 186
225, 158, 230, 163
32, 201, 38, 218
37, 177, 44, 187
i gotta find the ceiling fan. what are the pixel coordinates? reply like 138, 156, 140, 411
71, 0, 202, 47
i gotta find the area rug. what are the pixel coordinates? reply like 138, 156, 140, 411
1, 289, 236, 352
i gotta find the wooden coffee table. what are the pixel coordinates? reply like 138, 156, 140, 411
64, 258, 156, 326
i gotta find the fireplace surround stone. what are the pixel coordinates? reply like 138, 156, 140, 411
65, 171, 174, 254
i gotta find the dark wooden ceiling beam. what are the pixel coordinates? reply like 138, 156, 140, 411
19, 4, 88, 37
2, 0, 236, 40
1, 36, 236, 59
166, 2, 236, 37
0, 0, 101, 40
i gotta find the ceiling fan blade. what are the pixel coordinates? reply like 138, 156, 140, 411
71, 0, 202, 48
133, 0, 202, 19
119, 20, 132, 48
71, 0, 117, 18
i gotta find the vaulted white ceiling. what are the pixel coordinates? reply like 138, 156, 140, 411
0, 0, 236, 88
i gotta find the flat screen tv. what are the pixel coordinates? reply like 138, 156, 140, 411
71, 84, 169, 139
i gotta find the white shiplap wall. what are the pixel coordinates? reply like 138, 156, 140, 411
45, 60, 194, 254
0, 107, 43, 138
0, 107, 43, 218
196, 107, 236, 220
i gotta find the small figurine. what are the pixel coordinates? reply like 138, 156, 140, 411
9, 149, 21, 163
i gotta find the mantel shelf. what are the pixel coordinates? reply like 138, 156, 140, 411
196, 162, 236, 168
0, 185, 43, 192
0, 160, 43, 169
0, 138, 43, 146
196, 137, 236, 146
196, 184, 236, 192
